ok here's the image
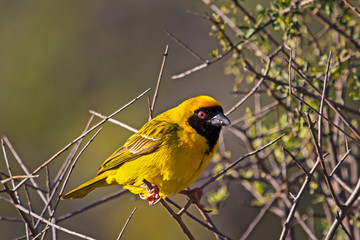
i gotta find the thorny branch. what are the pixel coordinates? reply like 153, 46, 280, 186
2, 1, 360, 239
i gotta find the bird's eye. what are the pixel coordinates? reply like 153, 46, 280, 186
197, 111, 206, 119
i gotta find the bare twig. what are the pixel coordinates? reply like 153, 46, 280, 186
279, 157, 320, 239
290, 90, 360, 146
278, 0, 316, 15
0, 178, 37, 236
57, 189, 128, 222
149, 45, 169, 120
2, 138, 21, 203
60, 128, 103, 199
313, 11, 360, 50
142, 179, 195, 240
283, 148, 309, 176
196, 207, 223, 240
240, 189, 280, 240
31, 88, 151, 176
0, 216, 23, 222
0, 175, 39, 185
166, 31, 206, 63
325, 177, 360, 240
201, 134, 285, 189
36, 127, 103, 238
165, 198, 231, 239
285, 58, 360, 144
329, 149, 352, 177
225, 78, 265, 116
117, 207, 137, 240
14, 203, 95, 240
171, 62, 209, 80
342, 0, 360, 17
225, 45, 283, 116
52, 114, 94, 189
160, 198, 195, 240
89, 110, 138, 133
202, 0, 268, 60
306, 113, 343, 208
1, 138, 38, 236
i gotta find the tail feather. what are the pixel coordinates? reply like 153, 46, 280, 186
61, 174, 109, 200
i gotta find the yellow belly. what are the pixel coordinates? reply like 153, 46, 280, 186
106, 130, 217, 198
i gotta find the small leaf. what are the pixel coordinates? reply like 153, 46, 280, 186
245, 28, 255, 39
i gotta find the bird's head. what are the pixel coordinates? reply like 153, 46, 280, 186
176, 95, 230, 150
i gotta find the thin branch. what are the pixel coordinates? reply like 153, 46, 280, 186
149, 45, 169, 120
171, 62, 209, 80
329, 149, 352, 177
290, 90, 360, 146
34, 115, 96, 237
225, 78, 264, 116
165, 198, 231, 240
201, 133, 285, 189
313, 10, 360, 50
325, 177, 360, 240
230, 101, 279, 126
283, 148, 309, 176
2, 136, 48, 205
31, 88, 151, 176
89, 110, 138, 133
142, 179, 195, 240
1, 138, 21, 203
278, 0, 316, 15
231, 0, 280, 47
285, 58, 360, 144
0, 216, 23, 222
59, 128, 103, 199
225, 44, 282, 116
160, 198, 196, 240
0, 139, 37, 236
279, 157, 320, 239
202, 0, 268, 60
117, 207, 137, 240
0, 175, 39, 185
245, 64, 360, 117
336, 211, 353, 240
33, 118, 89, 237
195, 206, 223, 240
342, 0, 360, 17
37, 128, 103, 235
306, 113, 343, 208
239, 189, 280, 240
52, 114, 94, 189
14, 203, 95, 240
165, 31, 206, 63
57, 189, 128, 222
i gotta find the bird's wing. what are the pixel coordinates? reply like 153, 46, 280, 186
96, 120, 178, 175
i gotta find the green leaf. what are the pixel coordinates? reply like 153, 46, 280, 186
245, 28, 256, 39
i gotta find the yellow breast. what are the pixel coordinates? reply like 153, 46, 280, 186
106, 126, 217, 198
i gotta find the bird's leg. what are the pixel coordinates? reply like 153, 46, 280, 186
140, 179, 161, 206
180, 187, 205, 210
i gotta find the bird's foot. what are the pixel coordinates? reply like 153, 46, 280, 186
180, 188, 209, 211
139, 183, 161, 206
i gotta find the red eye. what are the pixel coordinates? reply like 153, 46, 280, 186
198, 111, 206, 119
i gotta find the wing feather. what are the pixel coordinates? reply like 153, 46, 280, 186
97, 120, 178, 175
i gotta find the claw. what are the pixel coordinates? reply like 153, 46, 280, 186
139, 183, 161, 206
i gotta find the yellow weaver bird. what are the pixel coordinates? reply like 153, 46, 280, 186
61, 95, 230, 207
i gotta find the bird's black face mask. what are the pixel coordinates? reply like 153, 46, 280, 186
188, 106, 230, 152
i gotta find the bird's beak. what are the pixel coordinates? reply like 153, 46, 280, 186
208, 112, 231, 127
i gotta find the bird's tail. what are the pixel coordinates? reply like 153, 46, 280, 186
60, 173, 109, 200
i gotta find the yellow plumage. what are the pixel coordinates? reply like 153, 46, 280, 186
61, 95, 229, 201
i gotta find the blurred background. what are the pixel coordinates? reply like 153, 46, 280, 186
0, 1, 272, 239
